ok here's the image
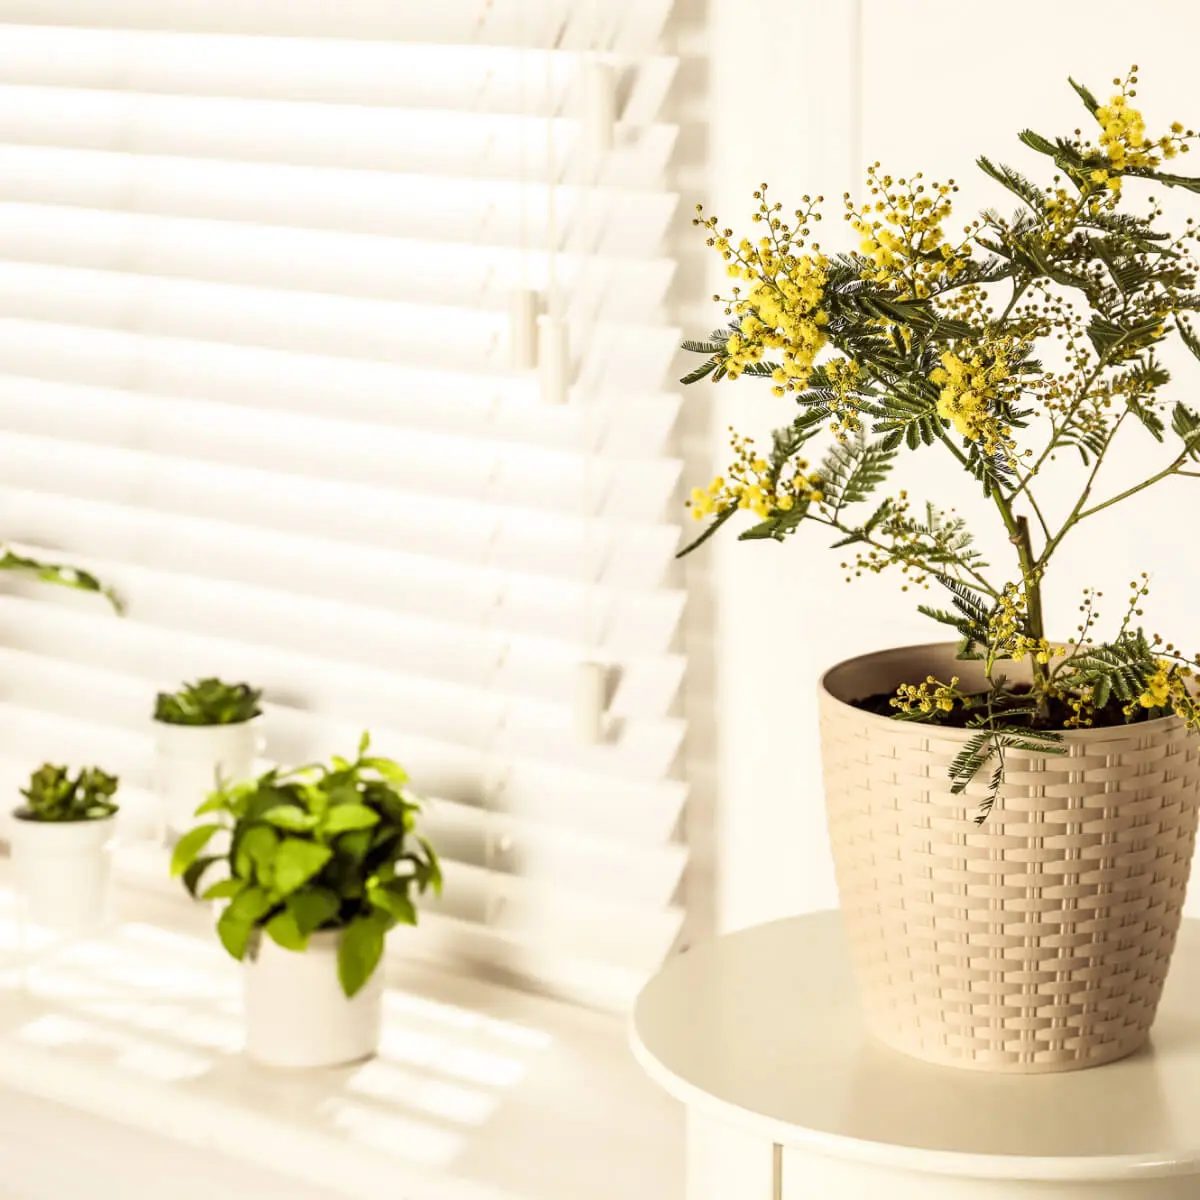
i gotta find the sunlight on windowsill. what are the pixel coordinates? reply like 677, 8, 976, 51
0, 886, 554, 1173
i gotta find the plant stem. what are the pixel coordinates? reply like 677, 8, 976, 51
1007, 348, 1123, 504
1036, 411, 1129, 568
990, 487, 1050, 701
810, 512, 1001, 599
1026, 489, 1053, 543
1076, 451, 1188, 520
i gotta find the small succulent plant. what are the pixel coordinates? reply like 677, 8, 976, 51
155, 678, 263, 726
17, 764, 120, 822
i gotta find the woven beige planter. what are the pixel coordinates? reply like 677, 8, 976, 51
819, 642, 1200, 1074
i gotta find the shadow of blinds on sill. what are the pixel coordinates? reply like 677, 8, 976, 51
0, 0, 686, 1011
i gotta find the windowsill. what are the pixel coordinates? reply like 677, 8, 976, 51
0, 873, 682, 1200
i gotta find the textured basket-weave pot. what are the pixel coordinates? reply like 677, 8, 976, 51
819, 642, 1200, 1074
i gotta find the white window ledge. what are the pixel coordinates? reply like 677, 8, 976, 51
0, 875, 682, 1200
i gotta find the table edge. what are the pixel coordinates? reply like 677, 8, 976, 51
629, 919, 1200, 1184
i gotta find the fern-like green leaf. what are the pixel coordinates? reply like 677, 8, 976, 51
817, 431, 897, 517
1068, 77, 1100, 115
1172, 401, 1200, 460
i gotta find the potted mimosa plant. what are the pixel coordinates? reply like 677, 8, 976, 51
680, 70, 1200, 1073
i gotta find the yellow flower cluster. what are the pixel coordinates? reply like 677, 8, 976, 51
726, 255, 830, 390
1096, 93, 1153, 172
1080, 71, 1194, 202
930, 343, 1018, 458
891, 675, 961, 715
1062, 686, 1096, 729
843, 168, 969, 299
989, 585, 1066, 665
988, 583, 1026, 655
1127, 658, 1200, 730
1138, 659, 1172, 707
1012, 636, 1066, 666
688, 431, 824, 521
696, 188, 831, 393
824, 357, 864, 439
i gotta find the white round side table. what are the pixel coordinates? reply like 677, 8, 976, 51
631, 911, 1200, 1200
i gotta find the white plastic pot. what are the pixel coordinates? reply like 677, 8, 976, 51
9, 812, 117, 935
242, 930, 383, 1068
154, 718, 263, 837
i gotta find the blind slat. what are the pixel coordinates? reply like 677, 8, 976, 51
0, 1, 676, 54
0, 144, 681, 255
0, 564, 687, 718
0, 319, 685, 456
0, 25, 678, 120
1, 491, 687, 654
0, 261, 682, 386
0, 202, 676, 322
0, 600, 687, 777
0, 431, 681, 590
0, 84, 678, 184
0, 378, 683, 523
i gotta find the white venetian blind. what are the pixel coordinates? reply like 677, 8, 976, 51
0, 0, 686, 1009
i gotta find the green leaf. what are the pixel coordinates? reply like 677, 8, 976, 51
233, 824, 279, 881
1179, 317, 1200, 364
194, 791, 231, 816
170, 823, 223, 878
418, 835, 442, 896
182, 854, 222, 899
948, 730, 996, 794
976, 157, 1050, 216
334, 829, 373, 864
265, 908, 309, 953
357, 730, 371, 757
368, 881, 417, 926
679, 358, 718, 386
362, 757, 408, 787
272, 838, 333, 897
1017, 129, 1060, 158
286, 887, 341, 936
321, 804, 381, 836
216, 910, 254, 960
337, 914, 388, 998
216, 886, 272, 961
0, 551, 120, 612
260, 804, 319, 833
1171, 401, 1200, 460
226, 885, 273, 924
675, 503, 739, 558
200, 877, 243, 901
1067, 76, 1100, 115
1127, 395, 1165, 442
817, 430, 897, 517
1127, 166, 1200, 194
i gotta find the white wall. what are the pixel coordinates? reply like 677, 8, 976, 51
705, 0, 1200, 936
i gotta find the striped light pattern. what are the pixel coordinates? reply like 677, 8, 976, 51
0, 0, 685, 1009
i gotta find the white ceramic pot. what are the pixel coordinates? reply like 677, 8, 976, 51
243, 930, 383, 1068
819, 642, 1200, 1074
154, 717, 262, 837
9, 812, 117, 934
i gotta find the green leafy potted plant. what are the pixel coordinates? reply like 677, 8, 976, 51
10, 765, 120, 933
681, 71, 1200, 1073
170, 733, 441, 1068
154, 678, 263, 838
